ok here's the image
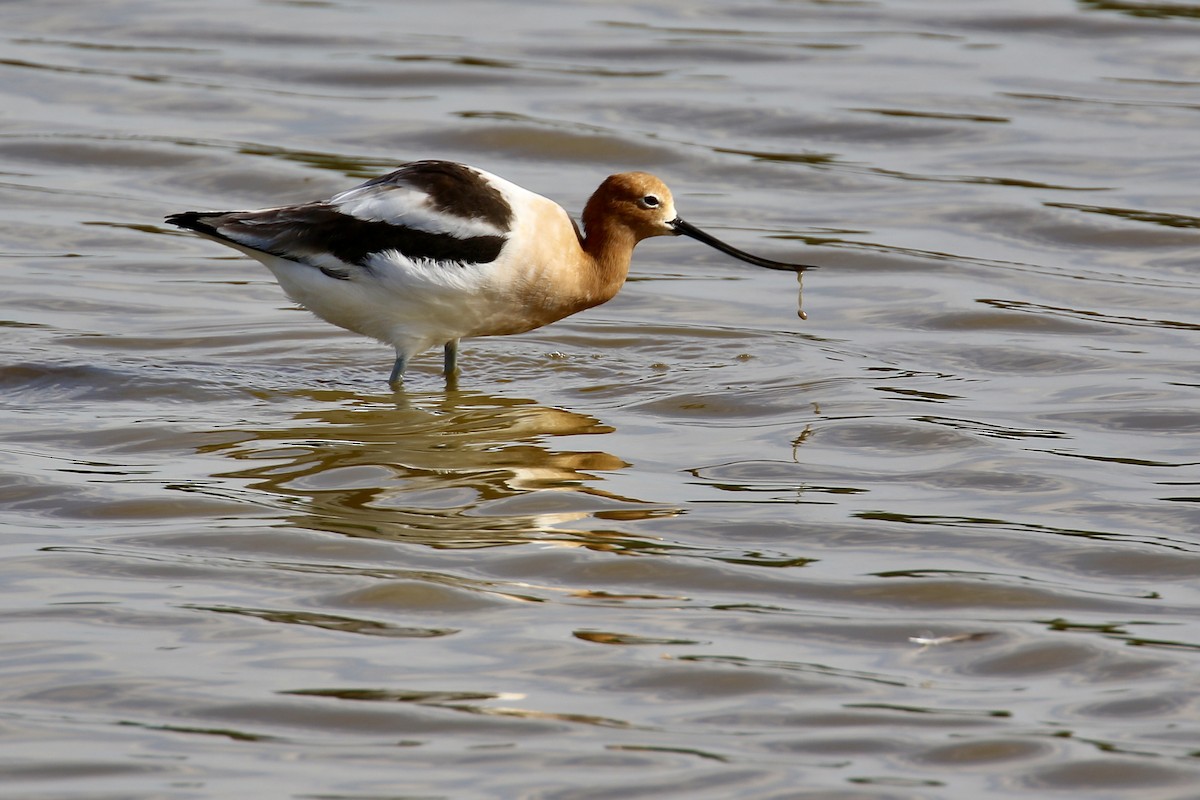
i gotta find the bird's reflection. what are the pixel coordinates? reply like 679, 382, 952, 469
200, 386, 679, 552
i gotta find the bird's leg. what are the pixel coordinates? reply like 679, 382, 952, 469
443, 339, 460, 376
388, 353, 407, 385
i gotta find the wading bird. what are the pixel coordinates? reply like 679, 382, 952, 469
167, 160, 815, 384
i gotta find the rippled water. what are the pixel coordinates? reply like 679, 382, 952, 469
2, 1, 1199, 797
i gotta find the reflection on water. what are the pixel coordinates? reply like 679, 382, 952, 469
1079, 0, 1200, 22
203, 389, 682, 551
186, 603, 460, 638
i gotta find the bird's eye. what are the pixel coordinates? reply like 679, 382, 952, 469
639, 195, 660, 209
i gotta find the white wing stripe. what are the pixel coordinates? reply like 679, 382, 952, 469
333, 187, 507, 239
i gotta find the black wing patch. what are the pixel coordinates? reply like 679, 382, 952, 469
361, 160, 514, 230
166, 160, 516, 272
166, 205, 507, 268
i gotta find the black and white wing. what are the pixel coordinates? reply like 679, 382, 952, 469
165, 160, 516, 279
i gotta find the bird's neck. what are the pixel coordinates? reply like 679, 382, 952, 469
580, 221, 635, 303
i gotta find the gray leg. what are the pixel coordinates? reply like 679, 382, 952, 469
388, 353, 407, 385
443, 339, 460, 375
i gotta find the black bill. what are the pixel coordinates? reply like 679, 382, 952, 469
671, 217, 817, 272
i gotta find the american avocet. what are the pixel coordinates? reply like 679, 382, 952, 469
166, 160, 815, 384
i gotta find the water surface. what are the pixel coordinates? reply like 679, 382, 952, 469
1, 1, 1199, 798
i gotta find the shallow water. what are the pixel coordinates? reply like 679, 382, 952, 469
2, 0, 1199, 798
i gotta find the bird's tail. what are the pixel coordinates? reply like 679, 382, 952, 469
164, 210, 230, 238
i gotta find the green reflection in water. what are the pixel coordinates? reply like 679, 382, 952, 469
283, 686, 635, 729
1079, 0, 1200, 20
1045, 201, 1200, 229
184, 604, 458, 638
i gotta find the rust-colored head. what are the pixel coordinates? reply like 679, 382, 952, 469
582, 172, 679, 243
582, 171, 817, 272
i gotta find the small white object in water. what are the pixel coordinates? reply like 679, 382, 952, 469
909, 632, 989, 647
